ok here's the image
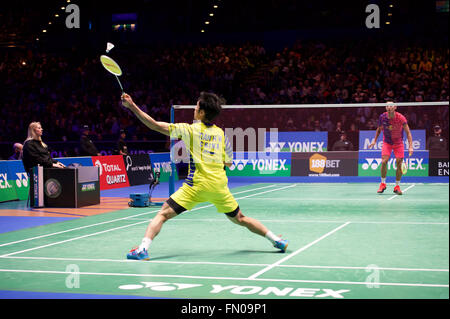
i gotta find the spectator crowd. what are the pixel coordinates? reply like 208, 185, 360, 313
0, 38, 448, 157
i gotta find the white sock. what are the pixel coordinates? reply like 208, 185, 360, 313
138, 237, 152, 252
381, 178, 386, 183
265, 231, 281, 245
396, 180, 400, 186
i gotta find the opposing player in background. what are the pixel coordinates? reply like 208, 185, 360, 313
120, 92, 288, 260
369, 102, 413, 195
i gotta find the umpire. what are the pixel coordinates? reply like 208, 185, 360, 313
80, 125, 101, 156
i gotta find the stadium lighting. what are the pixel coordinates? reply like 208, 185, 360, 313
209, 13, 214, 16
205, 21, 210, 24
42, 29, 47, 32
55, 14, 59, 17
61, 7, 65, 10
213, 5, 218, 8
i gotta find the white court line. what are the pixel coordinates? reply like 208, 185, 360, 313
0, 184, 296, 257
1, 256, 448, 273
0, 183, 278, 249
238, 197, 448, 202
0, 268, 447, 288
248, 222, 351, 280
0, 220, 151, 257
0, 209, 160, 248
126, 218, 449, 225
387, 184, 416, 200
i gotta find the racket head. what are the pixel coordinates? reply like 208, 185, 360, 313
401, 161, 408, 174
100, 55, 122, 76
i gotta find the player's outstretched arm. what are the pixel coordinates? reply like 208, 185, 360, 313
403, 123, 414, 156
121, 93, 169, 136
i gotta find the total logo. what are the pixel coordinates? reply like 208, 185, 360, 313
94, 160, 103, 175
95, 160, 122, 176
118, 281, 350, 298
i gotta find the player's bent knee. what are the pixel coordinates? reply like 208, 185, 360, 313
158, 203, 177, 221
227, 210, 246, 226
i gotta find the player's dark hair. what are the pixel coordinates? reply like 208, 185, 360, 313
197, 92, 225, 123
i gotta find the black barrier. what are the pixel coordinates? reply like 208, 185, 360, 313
429, 150, 449, 177
291, 151, 359, 176
124, 154, 154, 186
43, 167, 100, 208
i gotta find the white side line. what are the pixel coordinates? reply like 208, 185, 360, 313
126, 218, 449, 225
0, 209, 160, 248
0, 184, 296, 257
1, 256, 448, 272
230, 184, 278, 195
248, 222, 351, 280
0, 220, 150, 257
0, 268, 447, 288
388, 184, 416, 200
0, 184, 278, 248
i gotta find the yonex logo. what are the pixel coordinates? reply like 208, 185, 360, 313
266, 142, 325, 153
361, 158, 382, 170
119, 281, 202, 291
153, 162, 172, 174
362, 158, 425, 171
228, 159, 288, 172
0, 173, 12, 189
228, 160, 249, 171
15, 172, 28, 188
118, 282, 350, 298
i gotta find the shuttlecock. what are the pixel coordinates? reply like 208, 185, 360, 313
106, 42, 114, 53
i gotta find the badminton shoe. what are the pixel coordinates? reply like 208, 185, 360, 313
274, 239, 288, 253
393, 185, 402, 195
377, 182, 387, 193
126, 247, 150, 260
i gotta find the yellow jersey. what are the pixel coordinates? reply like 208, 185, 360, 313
169, 121, 233, 189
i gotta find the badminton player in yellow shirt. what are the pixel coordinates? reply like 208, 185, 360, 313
121, 92, 288, 260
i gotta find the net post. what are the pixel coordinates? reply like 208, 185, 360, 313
169, 105, 175, 196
